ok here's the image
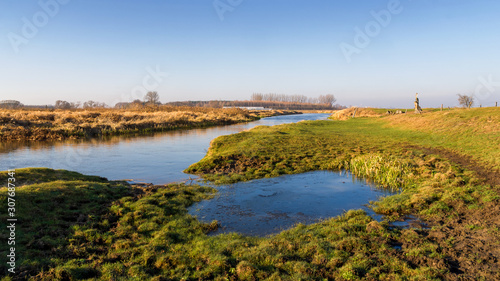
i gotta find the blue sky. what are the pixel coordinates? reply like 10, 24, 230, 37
1, 0, 499, 108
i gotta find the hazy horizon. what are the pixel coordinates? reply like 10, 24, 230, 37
1, 0, 499, 108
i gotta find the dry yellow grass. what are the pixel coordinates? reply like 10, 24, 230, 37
0, 107, 296, 141
330, 107, 384, 120
384, 107, 500, 134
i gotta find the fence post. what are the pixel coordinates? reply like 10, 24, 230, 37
441, 104, 443, 111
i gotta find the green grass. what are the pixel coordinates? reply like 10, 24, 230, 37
182, 107, 500, 279
1, 108, 499, 280
1, 169, 444, 280
187, 108, 500, 183
0, 169, 132, 279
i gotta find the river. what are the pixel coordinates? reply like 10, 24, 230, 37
0, 113, 392, 236
0, 113, 329, 183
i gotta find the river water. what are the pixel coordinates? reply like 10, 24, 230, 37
0, 113, 392, 236
0, 113, 329, 183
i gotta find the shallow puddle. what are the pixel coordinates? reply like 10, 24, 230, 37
189, 171, 394, 236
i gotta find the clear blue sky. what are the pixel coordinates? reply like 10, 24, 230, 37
1, 0, 499, 108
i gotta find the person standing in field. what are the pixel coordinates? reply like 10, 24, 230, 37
414, 93, 423, 114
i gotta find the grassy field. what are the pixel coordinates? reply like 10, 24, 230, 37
1, 107, 499, 280
0, 107, 297, 141
186, 107, 500, 279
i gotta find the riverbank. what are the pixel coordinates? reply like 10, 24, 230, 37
1, 108, 498, 280
186, 107, 500, 279
0, 168, 423, 280
0, 107, 299, 141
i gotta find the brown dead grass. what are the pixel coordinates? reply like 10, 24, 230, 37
0, 107, 297, 141
384, 107, 500, 134
330, 107, 384, 120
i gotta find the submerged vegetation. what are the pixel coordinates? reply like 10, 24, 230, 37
0, 107, 297, 141
1, 107, 499, 280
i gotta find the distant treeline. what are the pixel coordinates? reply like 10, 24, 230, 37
250, 93, 336, 105
1, 92, 343, 111
160, 100, 343, 110
161, 94, 340, 110
229, 100, 344, 110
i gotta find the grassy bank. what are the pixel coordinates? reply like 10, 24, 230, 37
0, 107, 298, 141
186, 107, 500, 279
1, 168, 438, 280
1, 108, 498, 280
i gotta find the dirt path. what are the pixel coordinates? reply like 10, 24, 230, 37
412, 145, 500, 187
404, 145, 500, 280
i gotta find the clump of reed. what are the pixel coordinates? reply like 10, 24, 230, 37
347, 154, 416, 190
0, 107, 294, 141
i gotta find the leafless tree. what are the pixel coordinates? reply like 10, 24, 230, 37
83, 100, 107, 109
457, 94, 474, 108
70, 101, 81, 109
249, 93, 336, 107
55, 100, 72, 109
0, 100, 23, 109
251, 93, 263, 101
318, 94, 337, 106
144, 91, 160, 105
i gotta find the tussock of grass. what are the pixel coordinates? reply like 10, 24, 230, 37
0, 169, 132, 279
348, 154, 416, 190
0, 169, 444, 280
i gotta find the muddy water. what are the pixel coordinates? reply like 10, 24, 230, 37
0, 113, 329, 184
190, 171, 394, 236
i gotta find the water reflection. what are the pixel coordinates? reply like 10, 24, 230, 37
0, 113, 330, 184
189, 171, 394, 237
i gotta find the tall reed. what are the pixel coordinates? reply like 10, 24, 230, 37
347, 154, 416, 191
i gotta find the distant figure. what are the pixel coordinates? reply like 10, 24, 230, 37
414, 93, 423, 114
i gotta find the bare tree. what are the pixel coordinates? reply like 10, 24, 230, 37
70, 101, 81, 109
0, 100, 23, 109
144, 91, 160, 105
251, 93, 263, 101
318, 94, 336, 106
457, 94, 474, 108
55, 100, 72, 109
83, 100, 107, 109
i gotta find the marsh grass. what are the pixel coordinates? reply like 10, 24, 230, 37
0, 168, 132, 279
0, 107, 296, 141
348, 154, 416, 191
0, 169, 443, 280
